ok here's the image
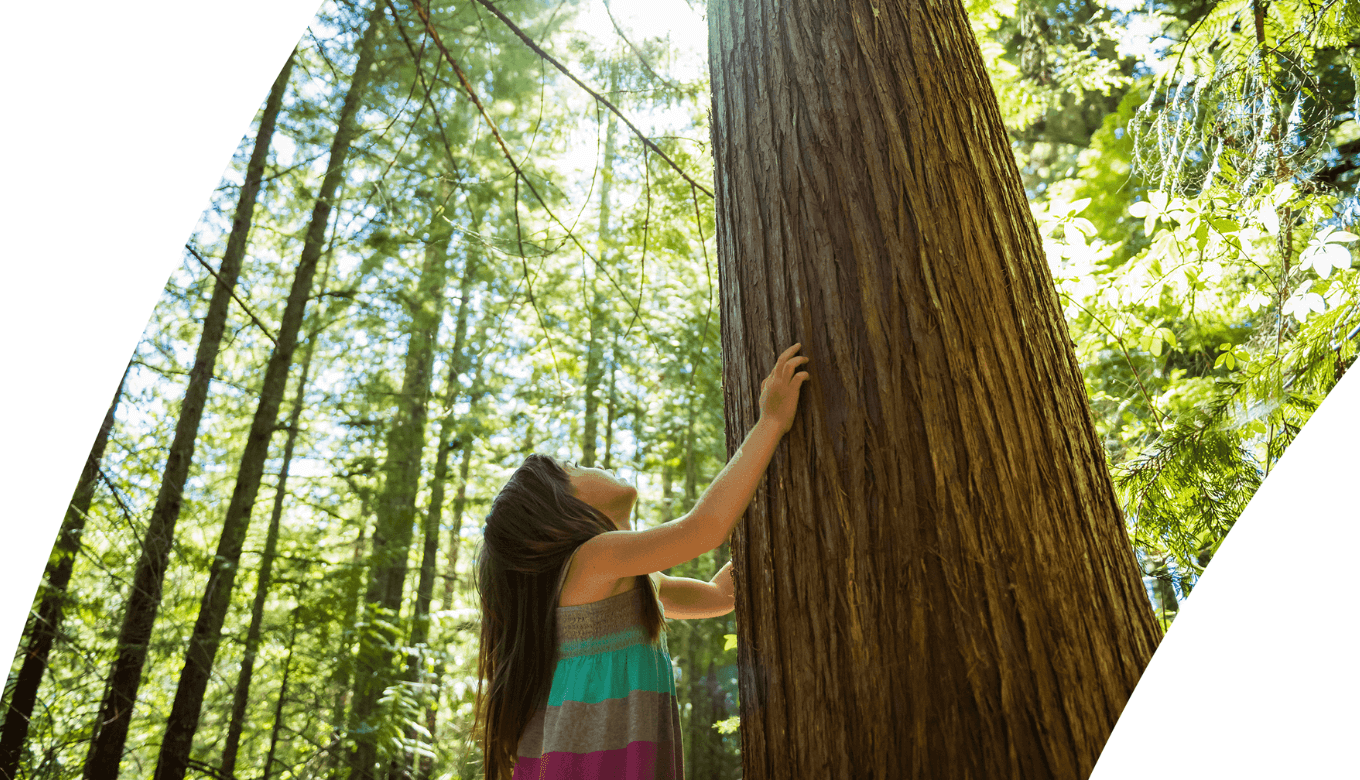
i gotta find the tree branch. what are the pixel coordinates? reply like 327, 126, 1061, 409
184, 243, 278, 344
394, 0, 662, 359
471, 0, 714, 199
602, 0, 680, 91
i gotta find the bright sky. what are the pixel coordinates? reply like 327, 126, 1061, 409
575, 0, 709, 80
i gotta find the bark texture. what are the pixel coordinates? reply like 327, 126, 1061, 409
706, 0, 1162, 777
81, 48, 299, 780
151, 11, 383, 778
0, 365, 128, 780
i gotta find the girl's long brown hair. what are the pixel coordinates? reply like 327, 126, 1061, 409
469, 454, 666, 779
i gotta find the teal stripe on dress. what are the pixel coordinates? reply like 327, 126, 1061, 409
546, 642, 675, 705
559, 624, 650, 657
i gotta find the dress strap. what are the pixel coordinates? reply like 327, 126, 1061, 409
554, 543, 584, 605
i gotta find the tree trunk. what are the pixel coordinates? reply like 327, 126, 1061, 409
81, 48, 299, 780
442, 437, 474, 611
706, 0, 1162, 776
346, 189, 454, 780
682, 399, 698, 511
262, 609, 300, 780
602, 354, 617, 471
386, 205, 463, 780
218, 300, 327, 779
0, 364, 129, 780
151, 10, 384, 778
581, 68, 618, 467
328, 521, 371, 780
660, 461, 674, 524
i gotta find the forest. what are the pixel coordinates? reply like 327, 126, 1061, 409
3, 0, 1357, 777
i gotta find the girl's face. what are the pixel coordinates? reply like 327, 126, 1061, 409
559, 459, 637, 530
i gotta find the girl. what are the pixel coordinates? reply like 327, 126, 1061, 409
470, 343, 811, 780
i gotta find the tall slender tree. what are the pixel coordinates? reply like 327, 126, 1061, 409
0, 363, 129, 780
81, 49, 298, 780
346, 192, 455, 780
388, 183, 471, 780
151, 8, 386, 777
217, 270, 331, 779
707, 0, 1162, 777
581, 66, 619, 467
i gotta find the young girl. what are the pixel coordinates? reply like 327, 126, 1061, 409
470, 343, 811, 780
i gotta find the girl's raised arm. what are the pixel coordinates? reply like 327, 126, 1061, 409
579, 344, 811, 579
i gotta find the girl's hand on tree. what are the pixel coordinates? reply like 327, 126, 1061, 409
759, 343, 811, 434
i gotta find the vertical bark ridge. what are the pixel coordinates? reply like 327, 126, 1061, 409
709, 0, 1162, 776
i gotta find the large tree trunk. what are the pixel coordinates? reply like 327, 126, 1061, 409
218, 297, 328, 779
706, 0, 1163, 777
151, 9, 385, 778
0, 364, 129, 780
346, 191, 453, 780
81, 49, 299, 780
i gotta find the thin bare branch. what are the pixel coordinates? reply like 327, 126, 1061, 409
398, 0, 662, 357
471, 0, 714, 199
602, 0, 680, 91
184, 244, 278, 345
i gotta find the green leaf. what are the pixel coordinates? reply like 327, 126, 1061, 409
713, 716, 741, 734
723, 633, 738, 652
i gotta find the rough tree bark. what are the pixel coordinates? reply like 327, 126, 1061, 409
81, 48, 299, 780
0, 364, 129, 780
346, 186, 453, 780
151, 8, 385, 778
707, 0, 1163, 777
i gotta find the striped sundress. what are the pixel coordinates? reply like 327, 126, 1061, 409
512, 549, 684, 779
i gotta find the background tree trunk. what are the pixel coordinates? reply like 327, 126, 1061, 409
81, 48, 299, 780
387, 197, 462, 780
218, 302, 327, 779
346, 187, 453, 780
581, 67, 619, 467
151, 10, 384, 777
261, 608, 300, 780
707, 0, 1163, 777
0, 364, 129, 780
327, 521, 371, 779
